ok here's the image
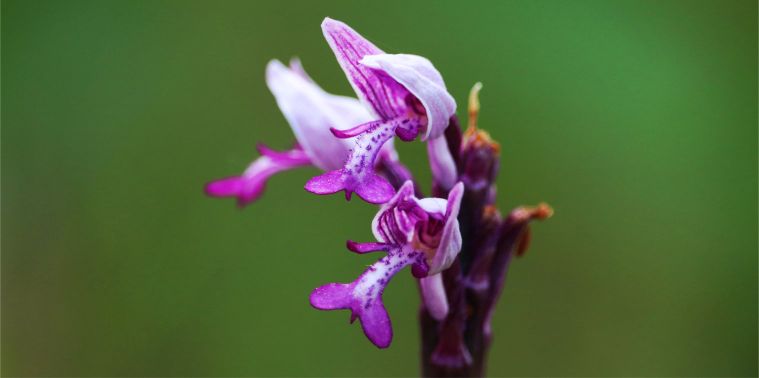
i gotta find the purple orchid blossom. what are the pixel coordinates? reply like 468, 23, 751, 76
310, 181, 464, 348
304, 18, 458, 204
205, 58, 398, 206
207, 19, 553, 376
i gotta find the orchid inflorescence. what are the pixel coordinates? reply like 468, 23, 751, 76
206, 17, 551, 375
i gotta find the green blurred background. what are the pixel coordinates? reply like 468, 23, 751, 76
2, 0, 757, 376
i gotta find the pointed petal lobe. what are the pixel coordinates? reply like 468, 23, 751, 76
321, 18, 410, 120
427, 182, 465, 274
205, 147, 311, 207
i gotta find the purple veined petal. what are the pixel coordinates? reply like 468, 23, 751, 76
370, 181, 416, 242
360, 54, 456, 140
310, 246, 425, 348
419, 273, 449, 320
266, 59, 373, 171
321, 18, 409, 120
304, 118, 414, 204
427, 182, 465, 274
427, 135, 458, 191
205, 146, 311, 207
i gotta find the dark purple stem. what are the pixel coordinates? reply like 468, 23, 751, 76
419, 116, 551, 377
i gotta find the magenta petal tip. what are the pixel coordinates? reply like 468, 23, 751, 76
346, 240, 389, 254
310, 283, 353, 311
354, 173, 394, 204
205, 176, 264, 208
304, 170, 344, 195
359, 301, 392, 349
205, 176, 243, 197
305, 170, 394, 204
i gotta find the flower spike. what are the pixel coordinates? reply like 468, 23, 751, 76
205, 20, 555, 374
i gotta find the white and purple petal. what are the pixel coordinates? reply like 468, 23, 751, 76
360, 54, 456, 140
311, 19, 458, 204
420, 273, 449, 320
370, 181, 418, 243
427, 135, 458, 191
205, 146, 311, 207
266, 59, 373, 171
425, 182, 465, 274
321, 18, 409, 120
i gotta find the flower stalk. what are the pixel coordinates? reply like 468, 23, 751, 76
420, 85, 553, 377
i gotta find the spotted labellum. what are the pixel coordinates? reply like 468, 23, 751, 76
206, 18, 552, 377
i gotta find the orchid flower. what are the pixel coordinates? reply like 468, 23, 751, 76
310, 181, 464, 348
205, 58, 398, 206
305, 18, 458, 204
207, 19, 554, 375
